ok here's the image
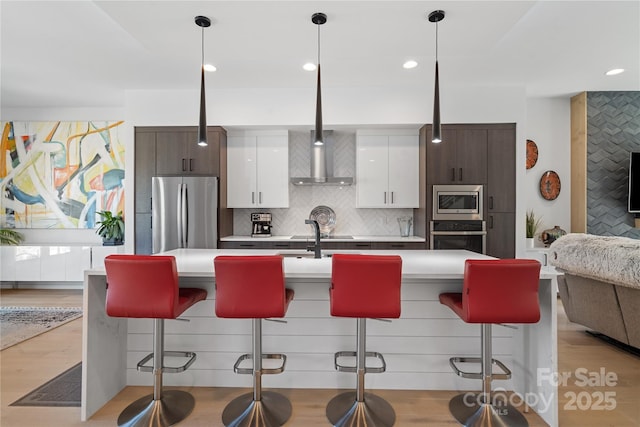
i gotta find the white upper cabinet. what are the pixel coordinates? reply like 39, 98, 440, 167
227, 131, 289, 208
356, 130, 419, 208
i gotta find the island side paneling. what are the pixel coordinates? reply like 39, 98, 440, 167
124, 277, 516, 391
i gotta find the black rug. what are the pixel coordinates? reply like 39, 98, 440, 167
10, 362, 82, 407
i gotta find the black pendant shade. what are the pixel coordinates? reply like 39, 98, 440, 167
198, 65, 207, 146
195, 15, 211, 147
312, 12, 327, 146
432, 60, 441, 143
429, 10, 444, 143
315, 63, 323, 144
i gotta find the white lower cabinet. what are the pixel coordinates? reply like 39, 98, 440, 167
0, 245, 118, 283
227, 131, 289, 208
356, 129, 419, 208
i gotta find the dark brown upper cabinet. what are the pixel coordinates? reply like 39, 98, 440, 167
426, 127, 488, 185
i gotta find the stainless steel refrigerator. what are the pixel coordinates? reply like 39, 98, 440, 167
152, 176, 218, 253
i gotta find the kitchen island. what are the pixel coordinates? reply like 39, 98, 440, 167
82, 249, 559, 426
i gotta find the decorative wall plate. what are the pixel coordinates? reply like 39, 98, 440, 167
526, 139, 538, 169
539, 170, 561, 200
309, 205, 336, 236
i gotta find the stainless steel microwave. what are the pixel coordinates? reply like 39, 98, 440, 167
432, 184, 483, 220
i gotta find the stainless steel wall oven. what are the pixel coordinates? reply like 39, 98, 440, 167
429, 220, 486, 254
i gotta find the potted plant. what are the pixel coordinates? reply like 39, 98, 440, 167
525, 209, 542, 248
0, 228, 24, 245
96, 210, 124, 246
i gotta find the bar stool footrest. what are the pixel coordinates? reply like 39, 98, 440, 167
334, 350, 387, 374
449, 356, 511, 380
137, 350, 197, 373
233, 353, 287, 375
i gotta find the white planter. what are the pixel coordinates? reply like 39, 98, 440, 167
526, 238, 535, 248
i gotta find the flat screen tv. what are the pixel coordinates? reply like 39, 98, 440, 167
629, 152, 640, 213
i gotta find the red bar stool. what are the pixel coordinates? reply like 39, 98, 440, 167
214, 255, 295, 427
104, 254, 208, 427
439, 259, 541, 427
326, 254, 402, 427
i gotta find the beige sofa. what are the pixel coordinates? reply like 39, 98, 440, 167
549, 233, 640, 349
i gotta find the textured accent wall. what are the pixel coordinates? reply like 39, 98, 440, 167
587, 91, 640, 238
233, 130, 413, 236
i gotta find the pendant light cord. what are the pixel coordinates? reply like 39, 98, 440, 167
317, 23, 321, 67
201, 26, 205, 69
435, 20, 438, 62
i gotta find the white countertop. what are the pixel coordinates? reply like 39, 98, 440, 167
220, 235, 426, 242
152, 248, 559, 281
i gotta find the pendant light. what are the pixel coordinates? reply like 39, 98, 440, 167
428, 10, 445, 143
312, 12, 327, 146
195, 15, 210, 147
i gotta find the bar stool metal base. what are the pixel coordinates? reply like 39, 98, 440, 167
221, 390, 292, 427
326, 391, 396, 427
117, 390, 195, 427
449, 393, 529, 427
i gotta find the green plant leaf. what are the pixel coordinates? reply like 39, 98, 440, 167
0, 229, 25, 245
95, 210, 125, 241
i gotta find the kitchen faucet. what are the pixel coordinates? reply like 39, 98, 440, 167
305, 219, 322, 259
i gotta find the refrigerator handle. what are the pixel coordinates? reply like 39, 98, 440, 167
176, 183, 184, 248
182, 184, 189, 247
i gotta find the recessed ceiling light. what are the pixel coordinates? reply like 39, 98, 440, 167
204, 64, 217, 72
605, 68, 624, 76
303, 62, 317, 71
403, 60, 418, 69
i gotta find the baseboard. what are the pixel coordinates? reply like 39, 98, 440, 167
584, 330, 640, 357
1, 281, 83, 290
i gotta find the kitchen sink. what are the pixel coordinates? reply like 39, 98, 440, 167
277, 251, 332, 259
290, 235, 354, 239
277, 251, 359, 259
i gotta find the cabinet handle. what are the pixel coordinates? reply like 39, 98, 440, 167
189, 158, 194, 171
182, 158, 187, 171
240, 244, 255, 248
451, 168, 455, 181
384, 192, 387, 204
259, 192, 262, 204
391, 191, 395, 204
489, 215, 494, 229
459, 168, 463, 181
489, 196, 494, 210
355, 243, 370, 248
251, 192, 255, 204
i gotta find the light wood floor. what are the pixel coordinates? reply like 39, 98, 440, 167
1, 289, 639, 426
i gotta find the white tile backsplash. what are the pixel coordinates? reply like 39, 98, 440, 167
233, 130, 414, 236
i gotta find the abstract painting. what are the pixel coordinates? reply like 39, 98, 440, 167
0, 121, 125, 229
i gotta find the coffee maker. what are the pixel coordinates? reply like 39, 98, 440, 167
251, 213, 272, 237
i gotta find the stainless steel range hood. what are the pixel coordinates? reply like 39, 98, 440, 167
290, 130, 354, 186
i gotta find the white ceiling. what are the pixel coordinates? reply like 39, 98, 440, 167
1, 0, 639, 110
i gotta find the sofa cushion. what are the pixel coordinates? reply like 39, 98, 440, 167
550, 233, 640, 289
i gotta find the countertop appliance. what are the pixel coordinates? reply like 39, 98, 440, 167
432, 184, 483, 221
152, 176, 218, 253
251, 212, 272, 237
